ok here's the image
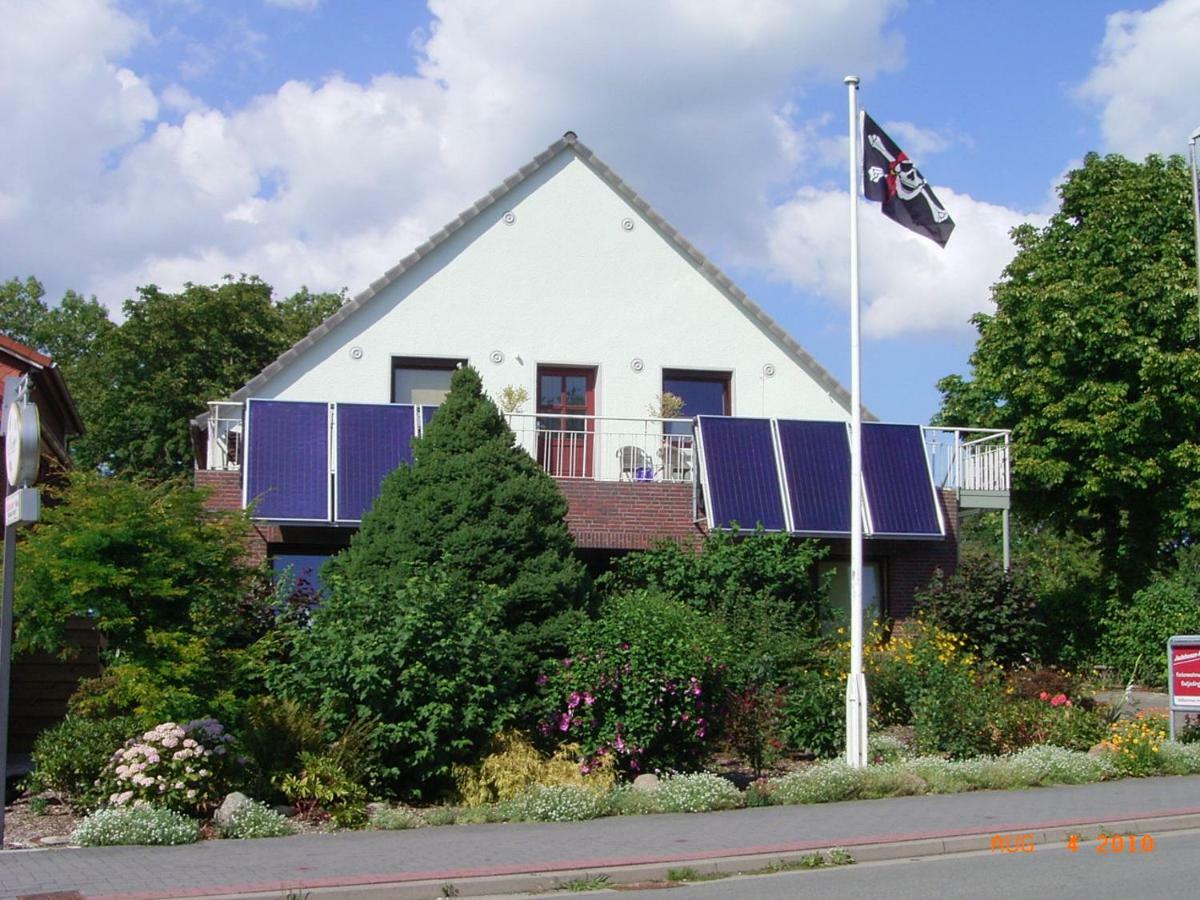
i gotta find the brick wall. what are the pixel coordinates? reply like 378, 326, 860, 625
556, 479, 706, 550
195, 469, 275, 565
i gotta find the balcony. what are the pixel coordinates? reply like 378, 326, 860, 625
199, 402, 1010, 522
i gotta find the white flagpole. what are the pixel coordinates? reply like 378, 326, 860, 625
1189, 126, 1200, 343
844, 75, 868, 769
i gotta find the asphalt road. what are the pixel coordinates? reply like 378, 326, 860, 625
638, 827, 1196, 900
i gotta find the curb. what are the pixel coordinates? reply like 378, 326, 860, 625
155, 811, 1200, 900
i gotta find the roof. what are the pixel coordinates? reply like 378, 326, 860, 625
227, 132, 865, 417
0, 334, 85, 452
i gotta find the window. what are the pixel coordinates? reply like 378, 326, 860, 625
271, 552, 332, 598
818, 559, 884, 631
391, 357, 466, 405
662, 370, 730, 435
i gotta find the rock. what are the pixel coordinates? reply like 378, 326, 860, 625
39, 835, 72, 846
273, 804, 297, 818
214, 791, 255, 828
632, 773, 659, 792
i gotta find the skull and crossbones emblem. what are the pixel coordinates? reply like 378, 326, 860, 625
866, 133, 951, 224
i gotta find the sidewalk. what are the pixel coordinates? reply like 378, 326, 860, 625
2, 775, 1200, 900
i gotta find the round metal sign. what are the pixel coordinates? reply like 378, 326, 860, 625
5, 400, 40, 487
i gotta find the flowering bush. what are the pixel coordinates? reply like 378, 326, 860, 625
652, 773, 742, 813
72, 805, 200, 846
98, 718, 242, 815
280, 752, 368, 827
543, 591, 733, 775
1099, 711, 1169, 776
992, 693, 1106, 753
505, 783, 606, 822
723, 686, 787, 777
218, 800, 296, 839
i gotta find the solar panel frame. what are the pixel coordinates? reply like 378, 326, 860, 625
775, 418, 854, 535
243, 399, 331, 523
860, 422, 945, 538
695, 415, 788, 532
333, 403, 417, 523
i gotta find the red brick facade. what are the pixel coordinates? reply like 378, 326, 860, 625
197, 471, 958, 616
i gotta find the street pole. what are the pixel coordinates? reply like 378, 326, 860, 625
1189, 127, 1200, 344
844, 75, 868, 769
0, 477, 14, 845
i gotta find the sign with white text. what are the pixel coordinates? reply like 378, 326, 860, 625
1169, 637, 1200, 710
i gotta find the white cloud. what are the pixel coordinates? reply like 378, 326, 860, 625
1077, 0, 1200, 159
5, 0, 923, 324
766, 186, 1040, 338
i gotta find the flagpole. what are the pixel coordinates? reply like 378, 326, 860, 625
1189, 126, 1200, 344
844, 75, 868, 769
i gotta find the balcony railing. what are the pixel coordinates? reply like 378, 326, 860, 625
923, 427, 1011, 493
206, 401, 244, 472
504, 413, 696, 483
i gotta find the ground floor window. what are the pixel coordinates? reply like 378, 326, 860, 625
818, 559, 884, 630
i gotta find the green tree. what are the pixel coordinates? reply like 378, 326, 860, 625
936, 153, 1200, 594
326, 364, 591, 666
73, 277, 344, 479
0, 276, 115, 384
13, 471, 254, 657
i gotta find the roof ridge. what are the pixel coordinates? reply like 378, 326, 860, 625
228, 133, 864, 418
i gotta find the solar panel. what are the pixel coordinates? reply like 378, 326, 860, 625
335, 403, 416, 522
862, 423, 943, 537
245, 400, 329, 521
777, 419, 851, 533
696, 416, 787, 531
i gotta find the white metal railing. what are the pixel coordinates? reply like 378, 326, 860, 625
206, 401, 244, 471
504, 413, 696, 483
923, 427, 1010, 492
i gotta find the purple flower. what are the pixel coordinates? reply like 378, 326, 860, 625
568, 691, 582, 709
583, 692, 595, 706
535, 674, 549, 686
562, 657, 573, 668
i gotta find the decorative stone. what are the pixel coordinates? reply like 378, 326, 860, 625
214, 791, 255, 828
273, 804, 297, 818
632, 773, 659, 792
39, 835, 72, 846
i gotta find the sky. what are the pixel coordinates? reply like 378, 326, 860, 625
3, 0, 1199, 423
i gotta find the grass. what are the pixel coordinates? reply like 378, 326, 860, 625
555, 874, 611, 892
666, 867, 727, 883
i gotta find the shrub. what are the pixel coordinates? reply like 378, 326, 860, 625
911, 665, 1001, 760
1100, 546, 1200, 686
605, 784, 661, 816
506, 784, 606, 822
271, 568, 515, 798
769, 762, 866, 805
599, 530, 828, 685
992, 695, 1107, 753
1158, 741, 1200, 774
780, 669, 843, 759
27, 715, 141, 811
369, 805, 423, 830
218, 800, 296, 839
98, 718, 244, 815
723, 685, 787, 777
237, 697, 329, 800
543, 591, 734, 775
324, 365, 590, 707
280, 752, 368, 827
453, 731, 612, 806
1099, 711, 1169, 776
652, 773, 742, 813
868, 733, 910, 765
913, 550, 1043, 666
72, 805, 200, 846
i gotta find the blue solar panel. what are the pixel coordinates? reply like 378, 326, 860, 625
245, 400, 329, 521
777, 420, 851, 533
335, 403, 416, 521
862, 423, 943, 536
697, 416, 787, 531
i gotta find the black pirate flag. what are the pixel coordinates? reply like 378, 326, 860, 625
862, 112, 954, 247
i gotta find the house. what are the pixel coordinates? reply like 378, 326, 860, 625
1, 335, 97, 756
194, 132, 1010, 618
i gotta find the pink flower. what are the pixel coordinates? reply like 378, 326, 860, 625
1039, 691, 1050, 701
568, 692, 581, 709
562, 657, 573, 668
535, 674, 549, 686
583, 692, 595, 706
1050, 693, 1069, 707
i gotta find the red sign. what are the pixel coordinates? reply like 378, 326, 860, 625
1171, 641, 1200, 709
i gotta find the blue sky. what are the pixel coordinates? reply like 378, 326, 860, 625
3, 0, 1198, 423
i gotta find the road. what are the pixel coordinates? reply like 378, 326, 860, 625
622, 827, 1194, 899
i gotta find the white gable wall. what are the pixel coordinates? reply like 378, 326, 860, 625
251, 151, 849, 427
